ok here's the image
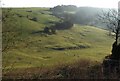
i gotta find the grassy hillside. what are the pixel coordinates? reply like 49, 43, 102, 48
2, 8, 114, 74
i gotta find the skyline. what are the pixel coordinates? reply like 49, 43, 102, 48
1, 0, 120, 8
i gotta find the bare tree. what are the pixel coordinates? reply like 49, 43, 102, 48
99, 9, 120, 77
98, 9, 120, 45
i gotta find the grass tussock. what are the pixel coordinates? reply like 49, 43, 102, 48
3, 59, 104, 79
3, 59, 120, 79
47, 59, 103, 79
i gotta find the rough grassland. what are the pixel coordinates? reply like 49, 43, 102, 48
2, 8, 114, 78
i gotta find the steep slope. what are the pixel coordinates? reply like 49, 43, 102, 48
2, 8, 114, 70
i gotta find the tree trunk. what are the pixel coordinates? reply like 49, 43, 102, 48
115, 30, 119, 45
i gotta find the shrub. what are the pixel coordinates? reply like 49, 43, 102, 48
30, 17, 37, 21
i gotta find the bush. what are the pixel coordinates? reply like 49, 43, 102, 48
53, 20, 73, 30
30, 17, 37, 21
43, 27, 50, 34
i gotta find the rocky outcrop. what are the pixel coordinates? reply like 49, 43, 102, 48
102, 41, 120, 78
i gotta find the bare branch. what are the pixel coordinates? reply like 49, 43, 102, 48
98, 9, 120, 44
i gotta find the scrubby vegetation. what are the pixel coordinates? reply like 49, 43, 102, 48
3, 59, 120, 79
3, 59, 103, 79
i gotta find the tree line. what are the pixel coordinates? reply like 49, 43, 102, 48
50, 5, 109, 28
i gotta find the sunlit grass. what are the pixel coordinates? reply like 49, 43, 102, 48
3, 24, 114, 70
2, 8, 114, 72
